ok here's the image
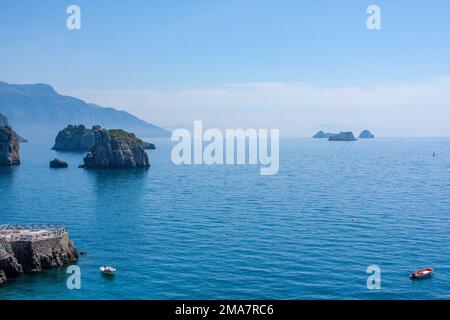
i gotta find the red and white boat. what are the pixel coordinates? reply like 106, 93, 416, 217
410, 268, 433, 280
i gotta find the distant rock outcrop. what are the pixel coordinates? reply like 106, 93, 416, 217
50, 158, 68, 168
328, 132, 357, 141
80, 129, 150, 169
52, 125, 97, 151
359, 130, 375, 139
313, 130, 337, 139
0, 125, 20, 165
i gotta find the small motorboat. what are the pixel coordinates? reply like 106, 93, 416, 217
100, 266, 117, 275
410, 268, 433, 280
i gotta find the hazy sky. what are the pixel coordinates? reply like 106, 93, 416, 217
1, 0, 450, 136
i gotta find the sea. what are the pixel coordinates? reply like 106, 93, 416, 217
1, 137, 450, 300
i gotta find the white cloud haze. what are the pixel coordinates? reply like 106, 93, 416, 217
66, 78, 450, 137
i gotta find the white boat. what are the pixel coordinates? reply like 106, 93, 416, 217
100, 266, 116, 275
410, 268, 433, 280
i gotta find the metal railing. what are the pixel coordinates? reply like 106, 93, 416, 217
0, 224, 66, 241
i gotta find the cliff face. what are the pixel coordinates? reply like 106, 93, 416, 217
81, 129, 150, 169
0, 238, 23, 277
52, 125, 98, 151
0, 125, 20, 165
9, 233, 78, 272
0, 232, 78, 285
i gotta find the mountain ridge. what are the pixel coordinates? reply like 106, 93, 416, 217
0, 81, 169, 138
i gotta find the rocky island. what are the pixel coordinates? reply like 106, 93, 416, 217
359, 130, 375, 139
328, 132, 357, 141
53, 124, 155, 151
0, 125, 20, 166
80, 128, 150, 169
50, 158, 68, 168
52, 125, 97, 151
313, 130, 337, 139
0, 224, 78, 286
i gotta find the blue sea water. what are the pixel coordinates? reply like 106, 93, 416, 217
1, 137, 450, 300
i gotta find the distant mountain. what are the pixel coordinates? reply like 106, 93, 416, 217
0, 81, 170, 139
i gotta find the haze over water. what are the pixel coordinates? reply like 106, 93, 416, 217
1, 137, 450, 299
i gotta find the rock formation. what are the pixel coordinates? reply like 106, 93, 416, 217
0, 227, 78, 286
52, 125, 97, 151
313, 130, 337, 139
0, 112, 27, 143
53, 124, 155, 151
81, 128, 150, 169
142, 142, 156, 150
0, 125, 20, 165
0, 238, 23, 278
359, 130, 375, 139
328, 132, 357, 141
50, 158, 68, 168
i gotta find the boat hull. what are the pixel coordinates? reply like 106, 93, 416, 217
410, 268, 433, 280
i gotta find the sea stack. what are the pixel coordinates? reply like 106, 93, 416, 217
359, 130, 375, 139
0, 224, 78, 286
0, 125, 20, 165
53, 124, 155, 151
80, 128, 150, 169
52, 125, 98, 151
313, 131, 336, 139
328, 132, 357, 141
